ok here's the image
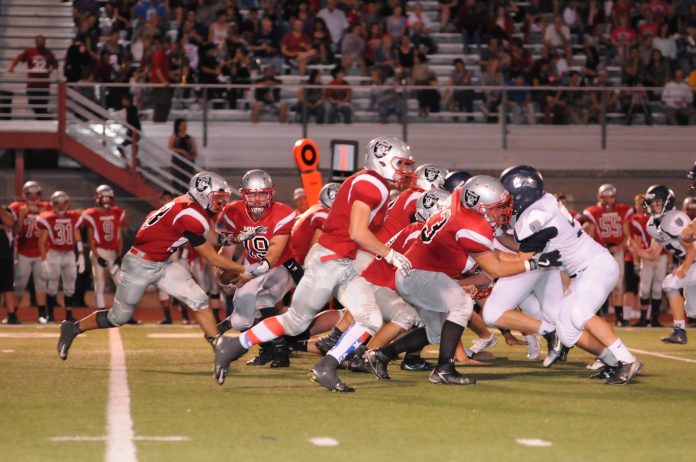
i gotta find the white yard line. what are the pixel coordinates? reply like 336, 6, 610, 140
106, 329, 137, 462
629, 348, 696, 364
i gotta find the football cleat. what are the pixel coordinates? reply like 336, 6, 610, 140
246, 344, 274, 366
604, 360, 643, 385
2, 313, 21, 325
270, 340, 290, 368
365, 349, 392, 380
38, 316, 48, 325
586, 358, 605, 371
542, 332, 563, 368
315, 334, 339, 356
469, 334, 497, 354
214, 337, 248, 385
347, 354, 372, 373
400, 355, 435, 371
217, 318, 232, 335
662, 328, 687, 344
157, 318, 173, 325
589, 364, 618, 381
309, 363, 355, 393
558, 346, 570, 362
57, 321, 79, 360
525, 334, 540, 360
429, 361, 476, 385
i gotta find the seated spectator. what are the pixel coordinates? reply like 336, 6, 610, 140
611, 15, 637, 63
585, 0, 606, 35
341, 23, 366, 75
317, 0, 349, 49
480, 36, 502, 71
369, 67, 405, 124
412, 52, 439, 116
623, 77, 653, 125
251, 66, 287, 123
621, 46, 645, 84
281, 19, 317, 75
590, 70, 619, 123
327, 65, 353, 124
372, 34, 397, 77
562, 1, 584, 41
481, 57, 504, 123
652, 23, 677, 64
662, 68, 696, 125
179, 9, 207, 46
566, 71, 590, 124
611, 0, 636, 26
509, 38, 533, 75
645, 49, 671, 89
455, 0, 484, 53
150, 36, 172, 123
250, 17, 283, 74
226, 47, 251, 109
544, 15, 571, 59
408, 3, 437, 55
544, 82, 570, 124
112, 0, 134, 38
311, 19, 333, 65
637, 10, 659, 39
385, 6, 407, 42
679, 26, 696, 73
488, 5, 513, 42
295, 69, 326, 124
397, 34, 416, 78
241, 7, 262, 42
444, 58, 475, 119
208, 9, 229, 51
506, 73, 535, 125
581, 36, 601, 79
364, 22, 384, 65
180, 32, 199, 73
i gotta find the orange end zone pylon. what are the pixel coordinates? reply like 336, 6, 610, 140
293, 138, 323, 206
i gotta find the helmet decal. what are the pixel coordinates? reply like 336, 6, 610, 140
464, 189, 480, 208
372, 140, 392, 158
195, 175, 212, 192
424, 167, 440, 182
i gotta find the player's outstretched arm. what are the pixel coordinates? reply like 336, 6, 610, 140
265, 234, 290, 266
474, 249, 562, 279
195, 241, 246, 274
630, 240, 662, 261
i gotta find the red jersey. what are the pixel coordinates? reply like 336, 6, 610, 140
290, 204, 329, 265
36, 210, 81, 252
133, 195, 210, 262
404, 189, 493, 277
375, 188, 422, 243
219, 200, 296, 266
363, 221, 423, 290
628, 212, 651, 250
15, 48, 58, 87
79, 206, 126, 251
582, 203, 633, 246
9, 201, 52, 257
318, 170, 391, 259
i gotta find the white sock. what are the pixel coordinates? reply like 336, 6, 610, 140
96, 292, 105, 310
674, 320, 686, 330
598, 348, 618, 366
537, 321, 555, 335
607, 339, 635, 364
328, 323, 374, 363
623, 305, 633, 321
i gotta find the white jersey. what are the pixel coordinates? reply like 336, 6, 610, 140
514, 193, 605, 276
647, 209, 690, 262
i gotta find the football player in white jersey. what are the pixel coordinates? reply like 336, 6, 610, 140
630, 185, 696, 344
500, 166, 643, 385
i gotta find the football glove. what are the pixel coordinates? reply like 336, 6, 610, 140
237, 226, 268, 242
526, 249, 562, 271
384, 249, 412, 276
248, 258, 271, 278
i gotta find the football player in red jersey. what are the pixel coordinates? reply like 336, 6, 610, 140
57, 173, 248, 361
290, 183, 339, 266
37, 192, 84, 322
7, 181, 52, 323
582, 184, 634, 326
366, 176, 563, 386
213, 136, 417, 386
216, 169, 298, 367
79, 185, 127, 311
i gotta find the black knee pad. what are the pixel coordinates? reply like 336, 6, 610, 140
96, 310, 118, 328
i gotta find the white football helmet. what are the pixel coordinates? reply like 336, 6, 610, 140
51, 191, 70, 216
364, 136, 415, 188
415, 189, 450, 222
188, 172, 232, 214
240, 169, 274, 216
96, 184, 115, 208
319, 182, 340, 209
461, 175, 512, 228
598, 183, 617, 209
414, 164, 449, 191
23, 180, 42, 203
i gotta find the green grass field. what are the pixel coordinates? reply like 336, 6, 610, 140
1, 325, 696, 462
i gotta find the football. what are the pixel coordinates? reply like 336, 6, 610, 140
216, 268, 240, 286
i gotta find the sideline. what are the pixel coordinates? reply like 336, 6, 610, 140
629, 347, 696, 364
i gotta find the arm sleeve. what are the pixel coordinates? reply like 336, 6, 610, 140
183, 231, 207, 247
518, 227, 559, 253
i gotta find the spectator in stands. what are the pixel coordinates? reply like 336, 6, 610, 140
311, 18, 333, 65
369, 67, 405, 124
680, 26, 696, 72
611, 0, 636, 26
488, 4, 514, 42
544, 15, 571, 60
645, 49, 671, 89
135, 0, 167, 21
227, 47, 251, 109
444, 58, 475, 120
8, 35, 58, 120
179, 9, 207, 46
209, 9, 229, 51
507, 73, 535, 124
341, 23, 366, 75
408, 3, 437, 54
251, 17, 283, 74
662, 68, 696, 125
413, 52, 440, 117
638, 10, 659, 39
113, 0, 135, 38
652, 23, 678, 64
562, 1, 584, 41
241, 7, 261, 41
590, 70, 618, 123
168, 118, 197, 188
317, 0, 350, 50
327, 65, 353, 124
611, 15, 638, 63
73, 0, 100, 25
622, 46, 646, 84
566, 71, 591, 124
198, 43, 225, 107
481, 57, 504, 123
282, 19, 317, 75
509, 37, 533, 75
251, 66, 287, 123
581, 36, 601, 79
397, 34, 416, 78
585, 0, 606, 35
372, 34, 397, 76
119, 94, 141, 158
544, 81, 570, 124
480, 36, 502, 71
150, 36, 172, 123
64, 35, 92, 83
386, 5, 407, 42
455, 0, 484, 53
295, 70, 326, 124
622, 76, 652, 125
439, 0, 457, 32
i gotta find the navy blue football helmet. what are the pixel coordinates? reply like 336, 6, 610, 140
499, 165, 545, 216
644, 184, 675, 218
443, 170, 473, 193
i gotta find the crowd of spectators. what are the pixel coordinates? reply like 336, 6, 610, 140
57, 0, 696, 125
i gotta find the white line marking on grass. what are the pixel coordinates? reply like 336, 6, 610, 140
133, 436, 190, 442
629, 348, 696, 364
146, 333, 239, 339
309, 437, 339, 447
2, 349, 15, 353
106, 329, 137, 462
516, 438, 552, 447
